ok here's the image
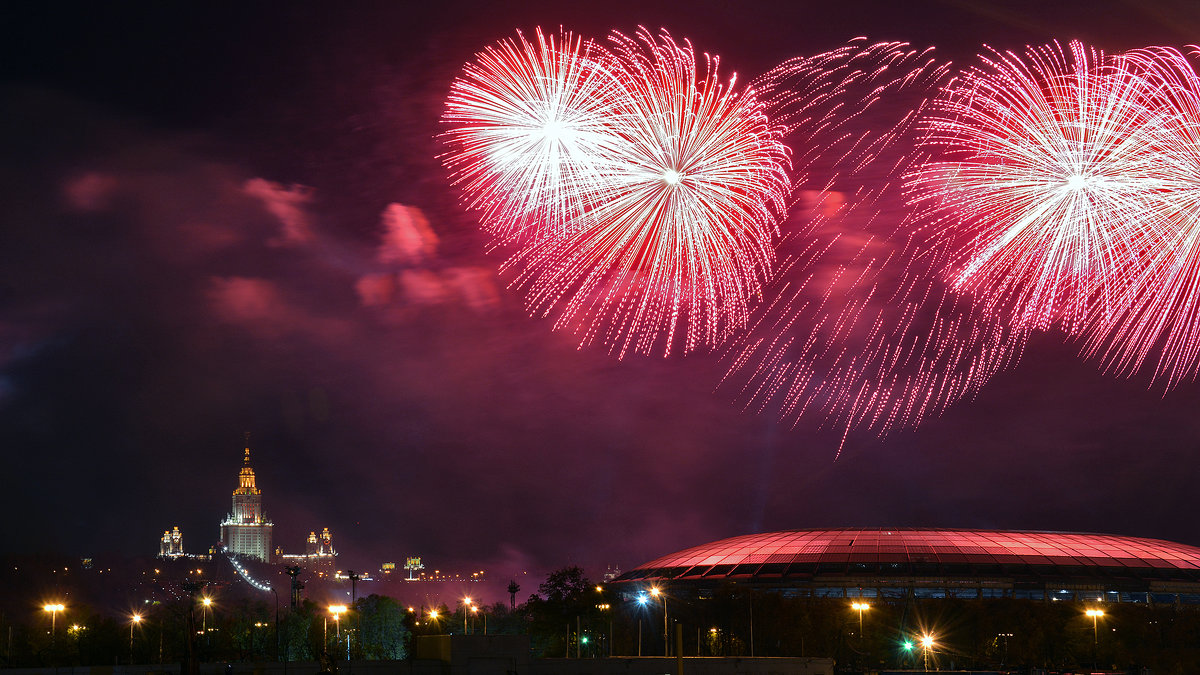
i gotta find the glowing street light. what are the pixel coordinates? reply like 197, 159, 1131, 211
200, 597, 213, 643
470, 605, 487, 635
850, 602, 870, 635
649, 587, 668, 656
44, 604, 65, 643
130, 614, 142, 664
634, 594, 650, 656
329, 605, 347, 638
1085, 608, 1105, 645
920, 634, 936, 672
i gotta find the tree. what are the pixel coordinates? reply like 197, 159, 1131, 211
524, 566, 601, 657
537, 567, 591, 604
355, 595, 408, 659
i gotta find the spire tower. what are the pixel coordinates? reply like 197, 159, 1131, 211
219, 433, 274, 561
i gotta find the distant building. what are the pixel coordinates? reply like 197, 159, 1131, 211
218, 444, 273, 562
280, 526, 337, 576
159, 526, 184, 557
307, 527, 336, 556
602, 564, 622, 582
616, 527, 1200, 604
404, 556, 425, 580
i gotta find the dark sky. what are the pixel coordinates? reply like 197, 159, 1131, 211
4, 0, 1200, 590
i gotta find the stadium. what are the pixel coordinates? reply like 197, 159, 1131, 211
614, 527, 1200, 604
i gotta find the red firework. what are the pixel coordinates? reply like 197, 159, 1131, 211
722, 46, 1028, 444
905, 41, 1169, 334
1077, 46, 1200, 388
442, 28, 624, 242
498, 28, 793, 357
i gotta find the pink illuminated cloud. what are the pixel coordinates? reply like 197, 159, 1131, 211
242, 178, 315, 246
377, 203, 439, 264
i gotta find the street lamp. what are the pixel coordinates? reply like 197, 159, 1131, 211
462, 598, 472, 634
330, 605, 348, 660
920, 634, 935, 672
850, 602, 870, 636
330, 605, 347, 638
201, 597, 213, 645
649, 587, 668, 656
1085, 608, 1104, 645
470, 605, 486, 635
131, 614, 142, 664
635, 594, 649, 657
44, 604, 65, 645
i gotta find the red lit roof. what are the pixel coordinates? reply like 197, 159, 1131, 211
624, 528, 1200, 579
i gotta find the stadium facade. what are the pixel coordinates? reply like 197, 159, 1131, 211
614, 528, 1200, 604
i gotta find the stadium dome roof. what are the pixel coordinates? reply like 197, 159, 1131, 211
617, 528, 1200, 584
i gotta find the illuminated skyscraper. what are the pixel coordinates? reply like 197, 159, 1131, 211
283, 527, 336, 575
159, 526, 184, 557
219, 442, 273, 561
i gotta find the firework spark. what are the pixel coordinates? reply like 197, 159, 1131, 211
904, 41, 1169, 334
442, 28, 624, 242
720, 46, 1028, 444
1077, 46, 1200, 388
499, 28, 793, 357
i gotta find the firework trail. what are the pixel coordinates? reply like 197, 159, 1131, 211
722, 47, 1030, 444
1077, 46, 1200, 388
490, 28, 793, 357
442, 28, 625, 242
904, 41, 1169, 334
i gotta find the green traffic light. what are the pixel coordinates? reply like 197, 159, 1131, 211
581, 637, 589, 644
903, 640, 914, 651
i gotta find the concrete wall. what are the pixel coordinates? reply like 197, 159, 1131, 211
0, 657, 834, 675
530, 657, 834, 675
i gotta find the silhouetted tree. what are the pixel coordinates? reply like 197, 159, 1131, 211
355, 595, 408, 659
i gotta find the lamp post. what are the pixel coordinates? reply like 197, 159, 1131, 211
462, 598, 472, 634
131, 614, 142, 664
470, 605, 486, 635
270, 587, 281, 664
329, 606, 347, 661
920, 634, 935, 672
851, 602, 870, 636
635, 594, 650, 657
330, 606, 346, 638
1085, 608, 1104, 645
596, 602, 611, 657
43, 604, 65, 644
1086, 608, 1105, 668
850, 601, 870, 670
649, 587, 667, 656
633, 590, 652, 653
201, 597, 213, 646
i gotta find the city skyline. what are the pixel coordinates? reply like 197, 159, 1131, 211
4, 0, 1200, 585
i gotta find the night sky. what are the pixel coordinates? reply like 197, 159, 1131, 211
4, 0, 1200, 588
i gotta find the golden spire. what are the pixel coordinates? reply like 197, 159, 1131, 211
234, 433, 260, 495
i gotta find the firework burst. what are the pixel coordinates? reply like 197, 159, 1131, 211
442, 28, 624, 242
1076, 46, 1200, 387
502, 28, 793, 357
905, 41, 1169, 333
720, 46, 1027, 444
